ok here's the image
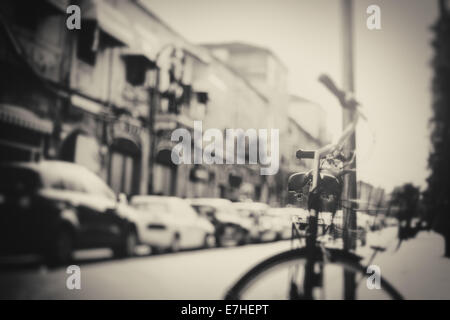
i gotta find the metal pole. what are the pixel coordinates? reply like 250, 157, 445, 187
147, 44, 178, 195
148, 45, 169, 195
341, 0, 357, 300
147, 70, 159, 195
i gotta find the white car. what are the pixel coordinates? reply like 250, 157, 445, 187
130, 196, 215, 253
189, 198, 253, 246
232, 202, 278, 242
266, 208, 293, 240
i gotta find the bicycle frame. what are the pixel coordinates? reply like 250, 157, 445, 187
291, 116, 359, 299
225, 95, 402, 299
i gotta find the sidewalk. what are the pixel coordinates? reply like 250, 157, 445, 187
357, 227, 450, 299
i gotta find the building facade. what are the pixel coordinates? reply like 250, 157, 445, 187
202, 42, 292, 205
0, 0, 282, 203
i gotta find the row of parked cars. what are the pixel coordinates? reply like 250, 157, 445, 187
0, 161, 297, 266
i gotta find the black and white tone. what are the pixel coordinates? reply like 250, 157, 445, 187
0, 0, 449, 301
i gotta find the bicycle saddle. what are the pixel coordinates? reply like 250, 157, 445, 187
288, 170, 342, 213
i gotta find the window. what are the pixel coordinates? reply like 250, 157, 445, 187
196, 92, 209, 104
171, 200, 198, 219
46, 173, 65, 190
0, 167, 42, 193
123, 156, 133, 195
109, 151, 137, 196
193, 205, 215, 219
77, 21, 98, 66
62, 172, 86, 193
153, 163, 175, 195
110, 152, 124, 195
124, 57, 147, 86
132, 202, 168, 214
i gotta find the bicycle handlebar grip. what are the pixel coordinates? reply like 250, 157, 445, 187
296, 149, 315, 159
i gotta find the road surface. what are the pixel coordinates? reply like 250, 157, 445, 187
0, 227, 449, 299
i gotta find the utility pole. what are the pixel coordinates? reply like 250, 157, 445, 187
320, 0, 358, 300
147, 44, 182, 195
341, 0, 357, 300
147, 69, 160, 195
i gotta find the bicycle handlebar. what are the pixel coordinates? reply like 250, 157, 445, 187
296, 107, 366, 161
296, 150, 315, 159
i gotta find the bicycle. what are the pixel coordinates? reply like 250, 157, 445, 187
224, 102, 403, 300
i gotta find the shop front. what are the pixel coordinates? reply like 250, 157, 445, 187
153, 147, 177, 196
59, 94, 108, 179
108, 116, 142, 196
0, 104, 53, 162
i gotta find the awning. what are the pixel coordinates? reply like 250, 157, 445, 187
121, 23, 160, 62
81, 0, 136, 47
154, 114, 178, 131
192, 74, 226, 93
0, 104, 53, 134
183, 46, 211, 65
71, 94, 105, 114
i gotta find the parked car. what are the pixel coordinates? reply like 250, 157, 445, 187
0, 161, 140, 266
232, 202, 278, 242
189, 198, 252, 246
266, 208, 293, 240
129, 196, 215, 253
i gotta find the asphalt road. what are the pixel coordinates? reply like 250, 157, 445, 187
1, 227, 449, 299
0, 241, 293, 299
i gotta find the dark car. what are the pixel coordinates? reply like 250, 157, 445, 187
189, 198, 252, 247
0, 161, 139, 266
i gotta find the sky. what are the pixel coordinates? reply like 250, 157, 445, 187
145, 0, 438, 193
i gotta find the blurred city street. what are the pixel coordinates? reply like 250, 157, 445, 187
0, 240, 293, 300
1, 227, 449, 300
0, 0, 448, 301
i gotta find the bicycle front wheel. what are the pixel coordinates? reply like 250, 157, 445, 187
224, 248, 402, 300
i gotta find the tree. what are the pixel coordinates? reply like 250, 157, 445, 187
424, 0, 450, 258
390, 183, 421, 240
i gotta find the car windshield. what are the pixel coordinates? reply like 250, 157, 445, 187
0, 167, 42, 194
217, 205, 239, 215
171, 200, 198, 217
267, 208, 284, 217
132, 201, 168, 213
235, 208, 257, 219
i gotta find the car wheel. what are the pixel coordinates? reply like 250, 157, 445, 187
215, 233, 223, 247
46, 227, 73, 267
113, 229, 137, 259
150, 246, 161, 255
238, 230, 250, 246
169, 234, 180, 253
275, 232, 282, 241
204, 234, 216, 248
